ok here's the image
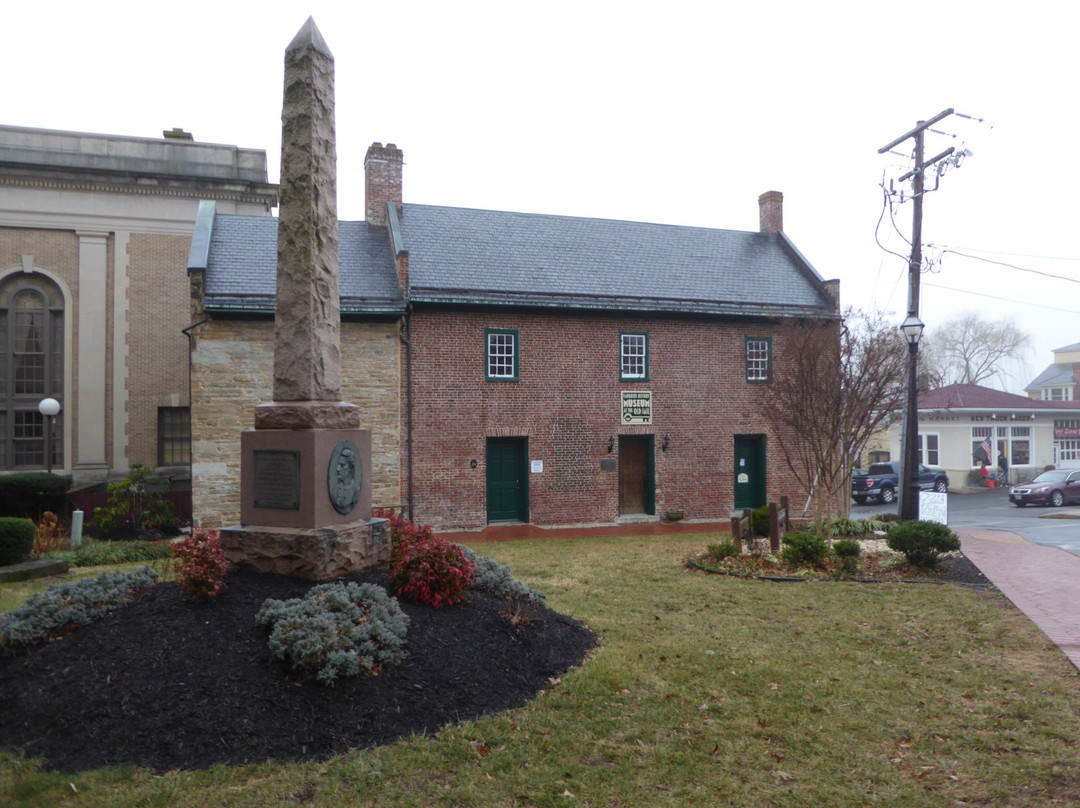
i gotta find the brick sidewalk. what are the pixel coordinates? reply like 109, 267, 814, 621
956, 528, 1080, 672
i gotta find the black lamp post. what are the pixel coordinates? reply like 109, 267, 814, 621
38, 397, 61, 474
898, 315, 924, 522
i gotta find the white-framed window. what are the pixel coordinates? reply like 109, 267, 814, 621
1009, 426, 1031, 465
1044, 387, 1073, 401
485, 328, 518, 381
918, 433, 940, 466
620, 333, 648, 381
971, 426, 993, 465
1056, 440, 1080, 464
745, 337, 771, 382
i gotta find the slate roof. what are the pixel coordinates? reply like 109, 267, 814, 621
197, 213, 402, 315
399, 204, 834, 316
920, 383, 1079, 411
1025, 363, 1078, 393
192, 202, 837, 319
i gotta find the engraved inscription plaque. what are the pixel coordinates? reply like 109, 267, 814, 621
253, 450, 301, 510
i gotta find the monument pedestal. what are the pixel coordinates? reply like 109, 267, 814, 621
223, 425, 389, 580
220, 519, 389, 581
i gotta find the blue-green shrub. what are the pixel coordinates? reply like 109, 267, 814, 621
886, 520, 960, 567
256, 581, 409, 685
780, 531, 829, 567
0, 566, 159, 648
0, 517, 36, 566
459, 546, 546, 605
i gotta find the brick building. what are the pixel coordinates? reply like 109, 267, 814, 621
0, 124, 276, 483
190, 142, 840, 531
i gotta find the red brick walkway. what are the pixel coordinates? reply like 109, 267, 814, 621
956, 529, 1080, 672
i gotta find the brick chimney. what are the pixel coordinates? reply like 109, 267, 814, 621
365, 142, 403, 229
759, 190, 783, 234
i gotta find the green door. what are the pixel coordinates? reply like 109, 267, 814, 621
733, 434, 766, 510
486, 438, 528, 523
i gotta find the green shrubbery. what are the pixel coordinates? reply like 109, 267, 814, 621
780, 531, 829, 567
886, 520, 960, 567
751, 506, 771, 537
0, 517, 36, 566
0, 567, 159, 649
256, 581, 410, 685
0, 472, 72, 520
88, 464, 181, 540
833, 538, 862, 575
42, 538, 172, 567
704, 539, 741, 564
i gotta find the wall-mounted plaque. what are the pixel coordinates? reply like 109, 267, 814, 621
328, 439, 363, 515
253, 450, 300, 510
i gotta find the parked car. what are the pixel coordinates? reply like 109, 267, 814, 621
852, 462, 949, 505
1009, 469, 1080, 507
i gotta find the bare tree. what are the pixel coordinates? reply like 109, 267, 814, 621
920, 312, 1031, 389
761, 309, 908, 520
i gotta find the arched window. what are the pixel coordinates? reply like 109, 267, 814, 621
0, 275, 64, 469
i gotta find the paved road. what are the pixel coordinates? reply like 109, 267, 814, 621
851, 487, 1080, 556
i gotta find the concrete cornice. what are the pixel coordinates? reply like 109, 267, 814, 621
0, 173, 277, 207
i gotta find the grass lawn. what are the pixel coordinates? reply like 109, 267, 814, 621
2, 533, 1079, 807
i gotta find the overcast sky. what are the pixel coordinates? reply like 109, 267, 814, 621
7, 1, 1078, 393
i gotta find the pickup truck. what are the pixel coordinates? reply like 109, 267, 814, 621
852, 461, 949, 505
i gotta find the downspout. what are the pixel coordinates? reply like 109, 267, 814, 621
181, 318, 207, 527
399, 305, 415, 522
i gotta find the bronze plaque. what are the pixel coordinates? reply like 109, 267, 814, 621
253, 450, 300, 510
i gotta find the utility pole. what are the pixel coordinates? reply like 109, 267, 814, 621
878, 108, 955, 522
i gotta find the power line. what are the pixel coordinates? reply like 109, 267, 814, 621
929, 244, 1080, 263
934, 249, 1080, 285
923, 281, 1080, 315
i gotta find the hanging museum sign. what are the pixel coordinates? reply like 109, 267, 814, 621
621, 391, 652, 424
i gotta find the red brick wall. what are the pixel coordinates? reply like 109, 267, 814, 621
403, 309, 818, 530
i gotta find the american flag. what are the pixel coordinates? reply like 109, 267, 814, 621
980, 434, 992, 464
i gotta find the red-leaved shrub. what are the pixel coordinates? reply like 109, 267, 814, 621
391, 536, 476, 609
172, 529, 230, 602
373, 507, 435, 551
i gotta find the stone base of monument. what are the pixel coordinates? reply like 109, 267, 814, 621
220, 518, 390, 581
228, 425, 388, 579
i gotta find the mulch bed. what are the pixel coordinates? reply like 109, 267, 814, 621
0, 569, 597, 774
690, 549, 990, 585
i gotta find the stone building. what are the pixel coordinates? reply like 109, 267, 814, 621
190, 142, 840, 531
0, 124, 276, 483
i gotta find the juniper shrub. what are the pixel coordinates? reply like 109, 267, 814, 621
256, 581, 409, 685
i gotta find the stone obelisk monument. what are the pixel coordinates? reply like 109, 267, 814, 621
221, 18, 388, 580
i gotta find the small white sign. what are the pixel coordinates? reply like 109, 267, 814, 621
530, 460, 543, 474
919, 491, 948, 525
737, 472, 749, 484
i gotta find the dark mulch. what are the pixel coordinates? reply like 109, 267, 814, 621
0, 569, 597, 774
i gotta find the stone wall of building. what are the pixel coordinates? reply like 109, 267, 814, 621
190, 317, 401, 528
